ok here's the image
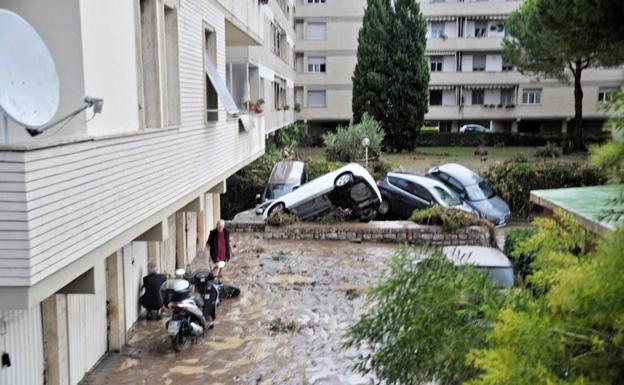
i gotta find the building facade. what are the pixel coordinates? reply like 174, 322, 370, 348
294, 0, 624, 134
0, 1, 294, 385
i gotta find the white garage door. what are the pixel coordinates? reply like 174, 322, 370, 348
66, 260, 108, 385
0, 306, 45, 385
123, 241, 148, 331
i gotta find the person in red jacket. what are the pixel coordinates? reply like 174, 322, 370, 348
206, 220, 232, 279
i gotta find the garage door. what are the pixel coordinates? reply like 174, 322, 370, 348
66, 260, 108, 385
0, 306, 44, 385
123, 241, 148, 331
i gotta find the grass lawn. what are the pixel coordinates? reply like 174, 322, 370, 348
298, 146, 588, 173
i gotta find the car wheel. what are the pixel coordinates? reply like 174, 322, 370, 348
266, 202, 285, 218
378, 200, 390, 215
358, 208, 377, 222
334, 172, 354, 188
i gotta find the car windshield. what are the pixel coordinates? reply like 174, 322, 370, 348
431, 186, 461, 207
477, 267, 514, 288
266, 184, 293, 200
465, 181, 495, 201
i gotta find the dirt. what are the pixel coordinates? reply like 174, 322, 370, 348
82, 233, 395, 385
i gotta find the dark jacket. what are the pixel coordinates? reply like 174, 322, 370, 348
140, 273, 167, 310
207, 228, 231, 263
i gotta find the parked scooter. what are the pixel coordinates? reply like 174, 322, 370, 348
160, 268, 241, 352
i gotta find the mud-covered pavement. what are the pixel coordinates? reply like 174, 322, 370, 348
83, 234, 396, 385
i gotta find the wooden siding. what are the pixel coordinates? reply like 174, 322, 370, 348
0, 306, 45, 385
0, 0, 265, 287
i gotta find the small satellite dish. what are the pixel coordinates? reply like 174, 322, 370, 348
0, 9, 60, 128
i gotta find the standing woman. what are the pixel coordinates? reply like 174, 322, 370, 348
206, 219, 232, 279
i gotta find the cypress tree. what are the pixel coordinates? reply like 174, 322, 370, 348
352, 0, 390, 124
385, 0, 429, 152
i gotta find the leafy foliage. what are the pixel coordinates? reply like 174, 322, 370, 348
410, 206, 476, 231
273, 121, 311, 148
504, 227, 538, 283
323, 113, 385, 162
503, 0, 624, 148
415, 132, 608, 147
483, 161, 606, 218
468, 222, 624, 385
344, 249, 505, 385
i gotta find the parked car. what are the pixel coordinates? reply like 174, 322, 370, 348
254, 161, 308, 215
427, 163, 510, 226
459, 124, 489, 133
262, 163, 382, 222
377, 172, 477, 219
442, 246, 514, 288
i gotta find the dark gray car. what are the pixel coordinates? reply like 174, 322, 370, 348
427, 163, 510, 226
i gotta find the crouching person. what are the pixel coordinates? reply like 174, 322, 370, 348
140, 262, 167, 319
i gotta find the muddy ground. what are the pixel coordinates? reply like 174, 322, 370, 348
82, 234, 397, 385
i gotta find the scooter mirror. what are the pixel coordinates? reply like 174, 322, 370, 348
174, 268, 186, 278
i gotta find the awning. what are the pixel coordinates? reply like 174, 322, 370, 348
429, 85, 456, 91
467, 14, 507, 21
205, 52, 240, 116
426, 51, 456, 56
463, 84, 516, 90
426, 16, 457, 22
238, 114, 255, 132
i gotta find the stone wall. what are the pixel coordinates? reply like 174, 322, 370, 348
227, 220, 492, 247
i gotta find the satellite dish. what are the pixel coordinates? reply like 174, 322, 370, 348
0, 9, 59, 128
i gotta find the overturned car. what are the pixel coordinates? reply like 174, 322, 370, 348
262, 163, 382, 222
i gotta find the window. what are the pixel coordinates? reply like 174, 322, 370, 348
598, 87, 619, 103
472, 55, 486, 71
307, 56, 326, 73
431, 22, 445, 38
164, 6, 180, 126
307, 0, 326, 3
430, 56, 443, 72
474, 21, 487, 38
429, 90, 443, 106
522, 89, 542, 105
204, 26, 239, 121
273, 77, 287, 109
431, 186, 461, 207
471, 89, 484, 105
307, 23, 326, 40
406, 182, 433, 203
501, 88, 514, 105
502, 58, 514, 71
308, 90, 326, 107
139, 0, 161, 128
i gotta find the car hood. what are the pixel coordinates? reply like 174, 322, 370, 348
452, 202, 478, 216
468, 196, 510, 221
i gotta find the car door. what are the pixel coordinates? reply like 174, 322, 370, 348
386, 177, 413, 216
405, 181, 434, 211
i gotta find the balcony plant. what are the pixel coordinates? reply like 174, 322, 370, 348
255, 99, 265, 113
284, 105, 290, 111
294, 102, 301, 113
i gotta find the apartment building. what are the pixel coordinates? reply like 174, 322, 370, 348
0, 1, 291, 385
294, 0, 624, 134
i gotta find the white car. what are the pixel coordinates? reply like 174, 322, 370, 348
262, 163, 382, 222
459, 124, 490, 133
442, 246, 514, 288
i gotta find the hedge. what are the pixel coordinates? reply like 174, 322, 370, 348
483, 161, 607, 218
415, 132, 608, 147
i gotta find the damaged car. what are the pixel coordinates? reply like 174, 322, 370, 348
262, 163, 382, 222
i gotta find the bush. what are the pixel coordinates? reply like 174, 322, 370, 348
323, 113, 384, 162
504, 227, 538, 283
307, 160, 343, 180
415, 132, 608, 147
266, 210, 299, 226
273, 121, 311, 148
534, 142, 562, 158
483, 161, 606, 218
410, 206, 478, 231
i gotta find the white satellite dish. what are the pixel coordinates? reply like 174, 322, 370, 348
0, 9, 60, 142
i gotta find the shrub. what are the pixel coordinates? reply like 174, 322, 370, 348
504, 227, 538, 283
307, 160, 343, 180
534, 142, 562, 158
266, 210, 299, 226
415, 132, 608, 147
371, 159, 394, 180
274, 122, 311, 148
323, 113, 385, 162
410, 206, 477, 231
483, 161, 606, 218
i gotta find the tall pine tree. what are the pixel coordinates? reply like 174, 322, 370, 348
385, 0, 429, 152
352, 0, 390, 125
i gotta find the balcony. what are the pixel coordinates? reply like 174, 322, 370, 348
420, 0, 522, 18
430, 71, 526, 85
427, 37, 504, 52
295, 0, 366, 18
216, 0, 264, 45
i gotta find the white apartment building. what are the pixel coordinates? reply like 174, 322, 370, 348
0, 1, 294, 385
294, 0, 624, 134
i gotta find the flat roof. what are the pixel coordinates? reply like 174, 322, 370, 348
530, 185, 624, 236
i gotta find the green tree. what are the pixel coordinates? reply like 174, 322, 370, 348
352, 0, 390, 125
503, 0, 624, 149
467, 209, 624, 385
344, 248, 504, 385
384, 0, 429, 152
